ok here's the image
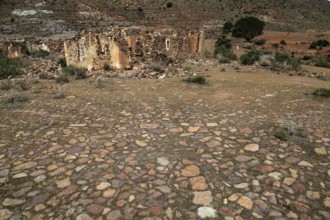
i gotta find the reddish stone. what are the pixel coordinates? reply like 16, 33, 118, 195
285, 157, 300, 164
86, 204, 104, 215
106, 210, 122, 220
124, 166, 133, 173
150, 206, 163, 216
259, 165, 274, 173
116, 199, 127, 207
77, 158, 89, 165
145, 164, 156, 170
292, 183, 305, 193
293, 202, 309, 213
264, 178, 274, 184
59, 185, 78, 196
182, 159, 193, 165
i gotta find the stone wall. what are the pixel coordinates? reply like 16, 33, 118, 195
64, 27, 204, 70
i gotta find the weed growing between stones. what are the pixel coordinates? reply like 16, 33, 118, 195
184, 75, 207, 85
53, 87, 66, 99
2, 92, 29, 104
17, 80, 29, 91
0, 56, 23, 79
313, 88, 330, 98
0, 80, 12, 91
63, 65, 87, 80
55, 74, 70, 84
31, 49, 50, 58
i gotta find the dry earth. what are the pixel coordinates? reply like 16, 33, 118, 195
0, 64, 329, 219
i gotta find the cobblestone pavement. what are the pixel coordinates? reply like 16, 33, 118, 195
0, 69, 329, 219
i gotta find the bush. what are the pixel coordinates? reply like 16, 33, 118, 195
166, 2, 173, 8
31, 49, 50, 58
253, 39, 266, 45
0, 56, 23, 79
271, 52, 301, 71
58, 58, 67, 68
239, 50, 261, 65
218, 57, 231, 64
39, 72, 52, 80
313, 58, 330, 68
259, 54, 274, 67
0, 80, 12, 91
310, 39, 329, 49
3, 93, 28, 104
56, 74, 70, 84
280, 40, 287, 45
17, 80, 29, 91
223, 21, 234, 35
214, 36, 237, 61
63, 65, 87, 80
232, 17, 265, 41
148, 63, 163, 72
313, 88, 330, 97
53, 87, 66, 99
184, 75, 207, 85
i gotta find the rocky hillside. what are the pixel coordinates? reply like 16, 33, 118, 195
0, 0, 329, 40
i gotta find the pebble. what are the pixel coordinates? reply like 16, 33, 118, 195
157, 157, 170, 166
182, 165, 200, 177
237, 196, 253, 209
197, 207, 217, 219
96, 182, 111, 190
56, 177, 71, 188
190, 176, 208, 190
244, 144, 259, 152
0, 209, 13, 220
193, 191, 213, 205
298, 161, 314, 167
2, 198, 26, 206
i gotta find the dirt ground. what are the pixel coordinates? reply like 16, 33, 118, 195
0, 63, 329, 219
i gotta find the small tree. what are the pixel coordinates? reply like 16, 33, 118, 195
232, 17, 265, 41
223, 21, 233, 35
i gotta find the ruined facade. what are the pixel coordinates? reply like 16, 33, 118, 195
64, 27, 204, 70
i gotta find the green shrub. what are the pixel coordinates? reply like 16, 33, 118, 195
313, 58, 330, 68
31, 49, 50, 58
63, 65, 87, 80
39, 72, 51, 80
310, 39, 329, 49
0, 56, 23, 79
55, 74, 70, 84
166, 2, 173, 8
280, 40, 287, 45
3, 93, 28, 104
0, 80, 12, 91
313, 88, 330, 98
214, 36, 237, 61
240, 50, 261, 65
253, 39, 266, 45
259, 54, 274, 67
58, 58, 67, 68
17, 80, 29, 91
184, 75, 207, 85
223, 21, 234, 35
232, 17, 265, 41
271, 52, 301, 71
218, 57, 231, 64
53, 87, 66, 99
274, 128, 289, 141
148, 63, 163, 72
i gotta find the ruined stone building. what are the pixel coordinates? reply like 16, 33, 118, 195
64, 27, 204, 70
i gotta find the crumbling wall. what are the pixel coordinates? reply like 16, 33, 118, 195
3, 39, 63, 58
64, 27, 204, 70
